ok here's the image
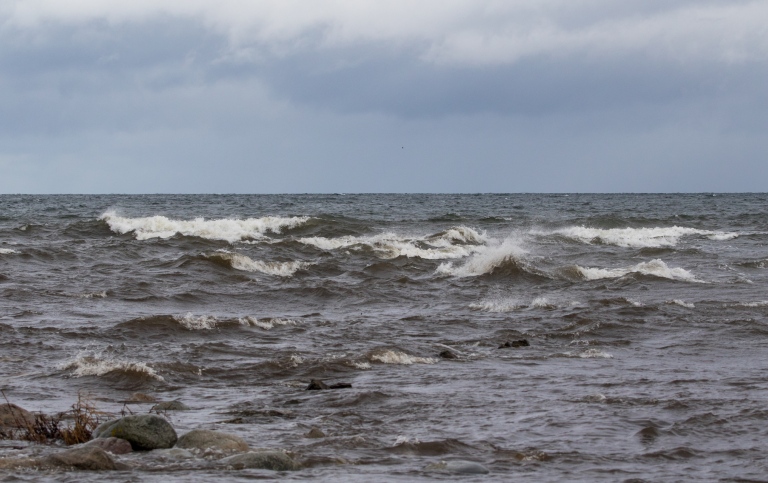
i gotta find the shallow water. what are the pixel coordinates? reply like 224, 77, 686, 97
1, 193, 767, 481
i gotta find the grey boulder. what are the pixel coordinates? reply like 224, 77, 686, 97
94, 414, 177, 450
176, 429, 249, 455
222, 451, 300, 471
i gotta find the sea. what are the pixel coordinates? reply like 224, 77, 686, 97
0, 193, 767, 481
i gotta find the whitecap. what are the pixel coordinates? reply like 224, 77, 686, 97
564, 349, 613, 359
206, 250, 309, 276
536, 226, 738, 248
0, 248, 19, 254
669, 299, 695, 308
576, 259, 703, 283
174, 313, 218, 330
59, 352, 164, 381
469, 297, 522, 312
238, 316, 298, 329
370, 350, 438, 365
100, 211, 310, 242
436, 237, 528, 277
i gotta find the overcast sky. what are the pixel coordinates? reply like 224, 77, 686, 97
1, 0, 766, 193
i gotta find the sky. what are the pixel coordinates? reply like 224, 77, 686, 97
1, 0, 766, 193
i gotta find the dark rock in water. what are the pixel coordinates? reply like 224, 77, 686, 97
498, 339, 530, 348
84, 436, 133, 455
0, 403, 34, 429
151, 400, 191, 411
222, 450, 301, 471
306, 379, 351, 390
94, 414, 178, 450
42, 446, 121, 471
176, 429, 249, 455
425, 460, 490, 475
438, 350, 457, 359
304, 427, 325, 438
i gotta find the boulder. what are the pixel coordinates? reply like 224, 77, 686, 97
498, 339, 529, 349
222, 451, 300, 471
94, 414, 177, 450
42, 446, 120, 471
151, 400, 190, 411
0, 403, 34, 429
306, 379, 352, 390
84, 436, 133, 455
175, 429, 249, 454
304, 427, 325, 438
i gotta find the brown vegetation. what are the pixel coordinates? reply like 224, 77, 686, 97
1, 390, 102, 445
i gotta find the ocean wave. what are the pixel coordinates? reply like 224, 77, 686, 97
575, 259, 703, 283
100, 211, 310, 242
205, 250, 310, 276
300, 226, 486, 260
469, 296, 577, 312
536, 226, 738, 248
59, 351, 164, 381
369, 349, 438, 365
0, 248, 19, 254
668, 299, 695, 308
563, 349, 614, 359
174, 313, 219, 330
436, 237, 529, 277
238, 316, 298, 330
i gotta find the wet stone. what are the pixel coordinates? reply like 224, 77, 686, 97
306, 379, 352, 390
304, 427, 326, 438
0, 403, 34, 429
94, 414, 178, 451
498, 339, 530, 348
151, 400, 191, 411
222, 450, 301, 471
84, 436, 133, 455
175, 429, 249, 455
42, 446, 121, 471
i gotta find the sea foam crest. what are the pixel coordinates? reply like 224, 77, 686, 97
238, 316, 298, 329
300, 226, 486, 260
370, 350, 438, 365
576, 259, 702, 282
174, 313, 219, 330
539, 226, 738, 248
100, 211, 309, 242
436, 237, 528, 277
0, 248, 19, 254
207, 250, 309, 276
60, 352, 164, 381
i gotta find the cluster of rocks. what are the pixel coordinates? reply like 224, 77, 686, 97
0, 411, 300, 472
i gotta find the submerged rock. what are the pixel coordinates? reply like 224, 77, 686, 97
306, 379, 352, 390
42, 446, 121, 471
125, 393, 157, 403
151, 400, 191, 411
498, 339, 529, 348
438, 350, 457, 359
84, 436, 133, 455
304, 427, 325, 439
94, 414, 177, 450
176, 429, 249, 455
425, 460, 490, 475
223, 450, 300, 471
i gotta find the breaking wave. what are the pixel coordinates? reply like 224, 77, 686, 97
174, 313, 219, 330
0, 248, 19, 254
100, 211, 310, 242
204, 250, 310, 276
576, 259, 703, 282
536, 226, 738, 248
299, 226, 487, 260
436, 237, 529, 277
238, 316, 298, 330
59, 351, 164, 381
369, 349, 438, 365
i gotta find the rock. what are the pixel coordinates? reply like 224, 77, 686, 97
222, 451, 300, 471
425, 460, 490, 474
84, 436, 133, 454
304, 427, 325, 438
438, 350, 457, 359
151, 400, 190, 411
498, 339, 529, 349
0, 403, 34, 429
306, 379, 352, 390
42, 446, 120, 471
94, 414, 177, 450
126, 393, 157, 403
176, 429, 249, 455
0, 457, 36, 470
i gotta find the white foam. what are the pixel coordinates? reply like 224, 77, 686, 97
75, 291, 108, 299
740, 301, 768, 307
564, 349, 613, 359
0, 248, 19, 254
576, 259, 702, 282
300, 229, 483, 260
207, 250, 309, 276
469, 297, 522, 312
100, 211, 310, 242
59, 352, 164, 381
426, 226, 489, 246
436, 237, 528, 277
370, 350, 438, 365
537, 226, 738, 248
531, 297, 554, 308
670, 299, 695, 308
175, 313, 218, 330
238, 316, 298, 329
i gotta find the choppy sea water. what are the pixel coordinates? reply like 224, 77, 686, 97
1, 193, 767, 481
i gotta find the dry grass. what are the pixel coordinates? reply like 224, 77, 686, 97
1, 391, 102, 445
